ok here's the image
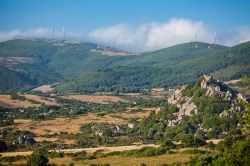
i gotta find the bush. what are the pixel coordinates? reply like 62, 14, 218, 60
182, 149, 209, 154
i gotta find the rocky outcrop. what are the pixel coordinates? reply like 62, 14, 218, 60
167, 75, 247, 127
168, 86, 198, 126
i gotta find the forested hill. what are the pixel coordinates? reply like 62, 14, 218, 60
0, 39, 249, 93
54, 41, 250, 93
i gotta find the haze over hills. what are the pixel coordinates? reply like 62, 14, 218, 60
0, 39, 249, 93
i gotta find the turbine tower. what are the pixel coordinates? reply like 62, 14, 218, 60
52, 28, 54, 40
62, 27, 65, 40
134, 40, 137, 54
195, 32, 198, 48
113, 40, 116, 49
213, 32, 217, 44
81, 33, 84, 43
195, 32, 198, 42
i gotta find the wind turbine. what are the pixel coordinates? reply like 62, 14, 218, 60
113, 40, 116, 49
81, 33, 84, 43
62, 27, 65, 40
213, 32, 217, 44
195, 31, 198, 48
52, 28, 54, 40
134, 40, 137, 54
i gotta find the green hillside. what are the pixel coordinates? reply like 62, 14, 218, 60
0, 39, 134, 92
0, 39, 249, 93
54, 41, 250, 93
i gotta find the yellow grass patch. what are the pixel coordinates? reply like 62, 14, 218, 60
35, 137, 75, 145
0, 144, 158, 157
0, 94, 59, 108
61, 94, 127, 104
1, 113, 126, 135
22, 94, 59, 106
0, 95, 40, 108
76, 153, 192, 166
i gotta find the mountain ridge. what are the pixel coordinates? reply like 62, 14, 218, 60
0, 39, 249, 92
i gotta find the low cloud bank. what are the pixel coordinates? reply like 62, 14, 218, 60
1, 18, 250, 52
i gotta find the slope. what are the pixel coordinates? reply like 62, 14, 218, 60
54, 42, 250, 93
0, 39, 134, 92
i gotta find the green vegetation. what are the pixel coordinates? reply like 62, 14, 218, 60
186, 80, 250, 165
127, 77, 246, 147
54, 41, 250, 93
101, 147, 170, 157
27, 148, 49, 166
10, 93, 26, 100
0, 39, 250, 93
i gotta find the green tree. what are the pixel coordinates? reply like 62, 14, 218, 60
26, 147, 49, 166
0, 140, 7, 152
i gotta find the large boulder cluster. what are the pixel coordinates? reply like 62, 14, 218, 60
167, 75, 247, 126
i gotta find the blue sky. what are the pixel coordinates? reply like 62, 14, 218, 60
1, 0, 250, 51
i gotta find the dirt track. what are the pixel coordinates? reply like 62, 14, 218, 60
0, 144, 159, 157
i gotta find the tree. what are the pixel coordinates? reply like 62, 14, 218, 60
180, 134, 194, 146
26, 147, 49, 166
0, 140, 7, 152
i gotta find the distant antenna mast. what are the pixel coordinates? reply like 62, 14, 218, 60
195, 32, 198, 42
62, 27, 65, 40
52, 28, 54, 40
213, 32, 217, 44
134, 40, 137, 54
195, 31, 198, 48
81, 33, 84, 42
113, 40, 116, 49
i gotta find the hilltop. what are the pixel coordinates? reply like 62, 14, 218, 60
132, 75, 248, 146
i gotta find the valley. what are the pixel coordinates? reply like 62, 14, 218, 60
0, 74, 249, 165
0, 39, 249, 166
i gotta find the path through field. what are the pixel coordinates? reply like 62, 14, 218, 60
0, 144, 159, 157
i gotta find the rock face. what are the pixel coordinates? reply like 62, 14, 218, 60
167, 75, 247, 126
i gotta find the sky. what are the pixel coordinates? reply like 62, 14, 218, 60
0, 0, 250, 51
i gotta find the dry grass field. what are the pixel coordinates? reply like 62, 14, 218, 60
74, 153, 192, 166
61, 94, 127, 104
6, 108, 157, 135
31, 85, 53, 92
0, 95, 40, 108
0, 113, 127, 136
22, 94, 59, 106
0, 144, 159, 157
0, 94, 59, 108
1, 152, 192, 166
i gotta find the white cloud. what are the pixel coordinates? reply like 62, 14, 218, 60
218, 26, 250, 46
0, 27, 83, 42
89, 18, 250, 51
89, 18, 213, 51
0, 29, 21, 41
0, 18, 250, 51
